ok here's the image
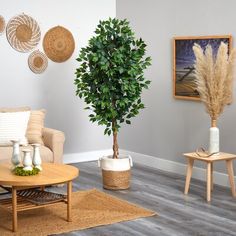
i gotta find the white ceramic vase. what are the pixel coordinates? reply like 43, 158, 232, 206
209, 120, 219, 155
22, 149, 33, 171
32, 144, 42, 170
11, 140, 21, 167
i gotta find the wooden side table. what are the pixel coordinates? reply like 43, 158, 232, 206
183, 152, 236, 202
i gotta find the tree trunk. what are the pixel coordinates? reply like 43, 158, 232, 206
112, 120, 119, 159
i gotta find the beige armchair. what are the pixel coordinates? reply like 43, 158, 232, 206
0, 127, 65, 164
42, 128, 65, 163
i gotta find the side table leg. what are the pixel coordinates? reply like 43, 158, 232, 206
211, 163, 214, 191
67, 181, 72, 222
226, 160, 236, 197
12, 187, 17, 232
184, 158, 194, 195
207, 163, 212, 202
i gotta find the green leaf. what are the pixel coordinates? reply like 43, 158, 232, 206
104, 127, 109, 135
145, 80, 151, 85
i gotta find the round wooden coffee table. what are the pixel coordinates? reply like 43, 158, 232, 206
0, 162, 79, 232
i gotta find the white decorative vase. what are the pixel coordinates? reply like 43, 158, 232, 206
11, 140, 21, 167
209, 120, 219, 155
22, 149, 33, 171
32, 144, 42, 170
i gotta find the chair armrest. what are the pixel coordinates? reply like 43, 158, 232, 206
42, 128, 65, 163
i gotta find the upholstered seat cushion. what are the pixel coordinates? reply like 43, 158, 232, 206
0, 145, 53, 163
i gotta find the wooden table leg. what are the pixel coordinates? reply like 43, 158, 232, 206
67, 181, 72, 222
12, 187, 17, 232
226, 160, 236, 197
207, 163, 212, 202
184, 158, 194, 195
41, 186, 45, 191
211, 163, 213, 191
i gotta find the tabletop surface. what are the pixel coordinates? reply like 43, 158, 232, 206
0, 162, 79, 186
183, 152, 236, 162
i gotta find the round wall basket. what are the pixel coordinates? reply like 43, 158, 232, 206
43, 26, 75, 63
6, 13, 41, 52
0, 15, 5, 34
28, 50, 48, 74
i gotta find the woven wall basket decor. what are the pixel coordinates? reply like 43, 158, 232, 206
28, 50, 48, 74
0, 15, 5, 34
6, 13, 41, 52
43, 26, 75, 63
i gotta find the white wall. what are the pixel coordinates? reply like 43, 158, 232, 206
2, 0, 236, 174
0, 0, 116, 155
117, 0, 236, 173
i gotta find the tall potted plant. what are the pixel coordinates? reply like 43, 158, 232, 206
75, 18, 151, 189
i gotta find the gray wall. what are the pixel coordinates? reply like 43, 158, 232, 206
117, 0, 236, 173
0, 0, 115, 155
1, 0, 236, 171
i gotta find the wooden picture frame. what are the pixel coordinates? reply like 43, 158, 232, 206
173, 35, 232, 101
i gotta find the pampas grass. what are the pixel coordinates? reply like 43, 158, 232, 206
193, 42, 236, 122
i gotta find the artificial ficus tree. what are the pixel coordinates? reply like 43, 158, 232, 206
75, 18, 151, 159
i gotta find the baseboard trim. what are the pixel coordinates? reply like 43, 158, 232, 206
63, 149, 112, 163
120, 149, 234, 188
64, 148, 234, 188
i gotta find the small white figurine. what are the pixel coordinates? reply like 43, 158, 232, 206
22, 149, 33, 171
11, 140, 21, 168
32, 143, 42, 171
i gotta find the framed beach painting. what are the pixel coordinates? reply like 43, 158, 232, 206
173, 35, 232, 101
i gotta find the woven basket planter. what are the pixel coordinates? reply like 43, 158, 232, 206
99, 155, 133, 190
102, 169, 131, 190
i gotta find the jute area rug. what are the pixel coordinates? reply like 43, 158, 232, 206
0, 189, 156, 236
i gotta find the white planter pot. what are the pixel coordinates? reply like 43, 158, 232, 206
98, 155, 133, 190
98, 154, 133, 171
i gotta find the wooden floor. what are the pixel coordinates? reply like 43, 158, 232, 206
50, 161, 236, 236
1, 161, 235, 235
